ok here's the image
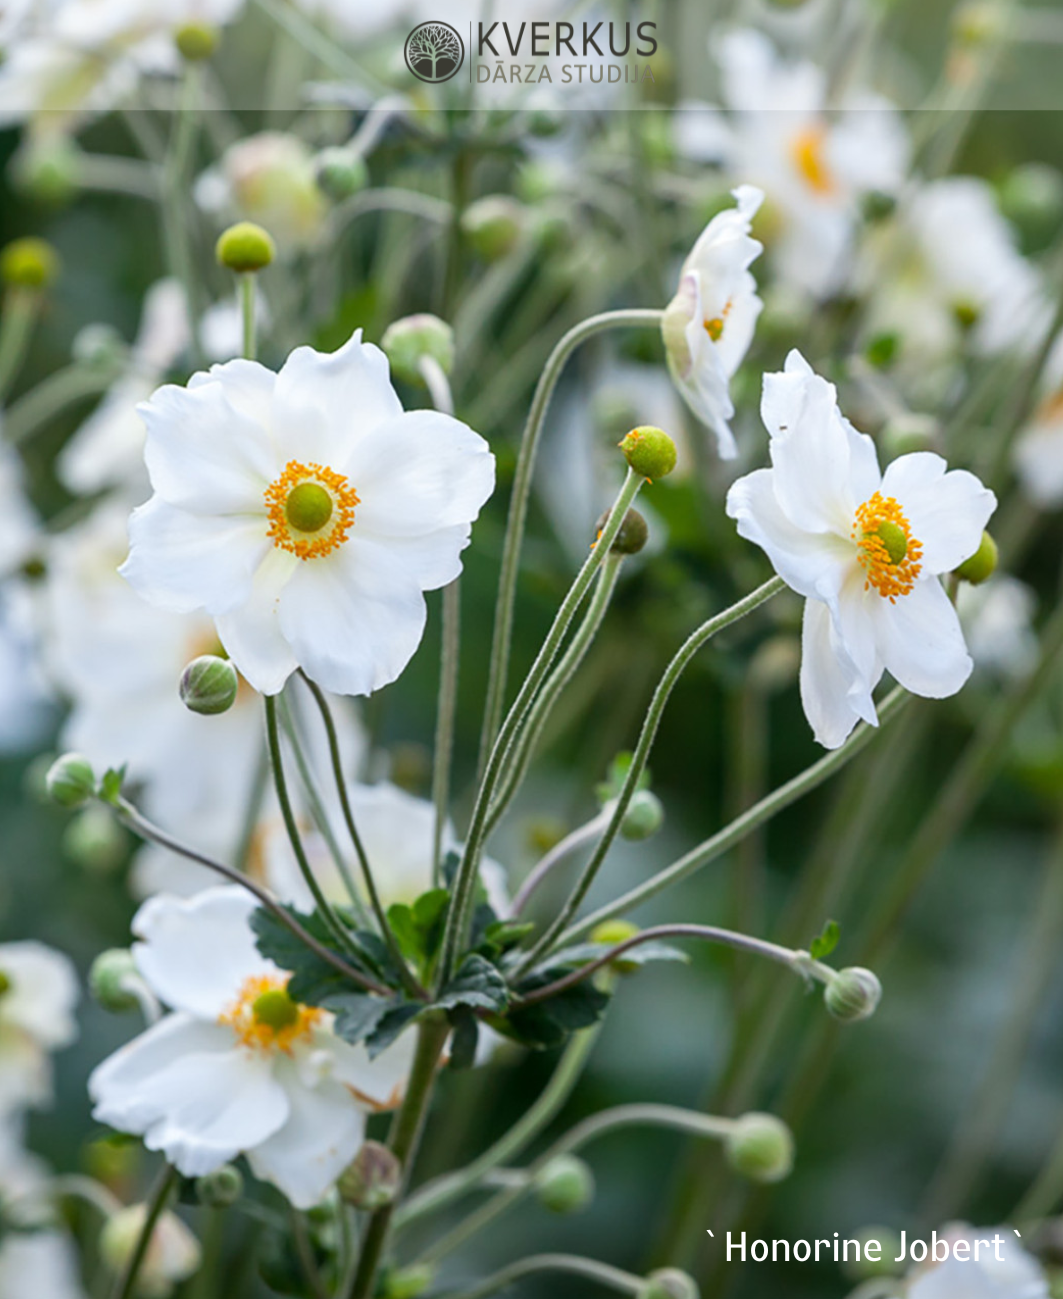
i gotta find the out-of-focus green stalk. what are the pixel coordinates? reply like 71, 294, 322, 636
447, 1254, 643, 1299
0, 290, 40, 403
110, 1164, 178, 1299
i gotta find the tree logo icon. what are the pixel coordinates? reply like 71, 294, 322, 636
404, 21, 465, 83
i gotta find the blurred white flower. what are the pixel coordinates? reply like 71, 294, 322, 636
1014, 334, 1063, 507
100, 1203, 200, 1297
121, 330, 495, 697
0, 941, 79, 1115
0, 1230, 87, 1297
726, 351, 996, 748
957, 575, 1038, 679
906, 1224, 1048, 1299
676, 28, 908, 298
89, 886, 416, 1208
661, 184, 763, 459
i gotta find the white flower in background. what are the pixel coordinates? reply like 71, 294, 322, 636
59, 280, 190, 499
906, 1224, 1048, 1299
194, 133, 327, 252
89, 887, 416, 1209
0, 1230, 87, 1297
100, 1203, 200, 1296
53, 0, 244, 48
0, 942, 79, 1115
957, 576, 1038, 680
1014, 334, 1063, 507
121, 330, 495, 697
661, 185, 763, 459
0, 441, 39, 574
675, 29, 908, 299
726, 351, 996, 748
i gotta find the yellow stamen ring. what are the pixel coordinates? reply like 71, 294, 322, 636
264, 460, 359, 560
790, 124, 835, 196
219, 975, 322, 1053
704, 298, 734, 342
852, 492, 923, 602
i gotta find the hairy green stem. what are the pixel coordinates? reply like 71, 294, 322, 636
240, 274, 257, 361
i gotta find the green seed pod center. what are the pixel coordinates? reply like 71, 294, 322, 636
252, 988, 300, 1031
870, 520, 908, 565
285, 483, 333, 534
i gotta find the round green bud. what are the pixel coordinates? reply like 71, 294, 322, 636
1, 237, 60, 291
954, 531, 998, 586
637, 1268, 700, 1299
381, 313, 455, 387
460, 195, 525, 260
338, 1140, 402, 1210
215, 221, 275, 273
725, 1112, 795, 1184
843, 1227, 904, 1280
63, 805, 127, 874
195, 1164, 244, 1208
620, 790, 664, 841
533, 1154, 595, 1214
174, 21, 219, 61
619, 426, 677, 480
46, 753, 96, 808
824, 967, 882, 1023
179, 655, 239, 716
594, 507, 649, 556
11, 139, 81, 205
382, 1263, 435, 1299
314, 148, 369, 202
1001, 164, 1063, 249
89, 950, 140, 1014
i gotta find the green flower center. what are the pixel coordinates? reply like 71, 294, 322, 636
252, 987, 300, 1031
870, 519, 908, 566
285, 482, 333, 534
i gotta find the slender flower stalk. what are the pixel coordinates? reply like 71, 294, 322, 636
240, 274, 257, 361
0, 291, 40, 402
446, 1254, 643, 1299
110, 1164, 178, 1299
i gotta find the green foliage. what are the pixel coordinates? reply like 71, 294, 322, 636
810, 919, 841, 961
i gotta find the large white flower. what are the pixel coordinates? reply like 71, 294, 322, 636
0, 942, 79, 1115
726, 351, 996, 748
89, 887, 416, 1209
121, 330, 495, 697
661, 185, 763, 459
676, 29, 909, 299
906, 1225, 1047, 1299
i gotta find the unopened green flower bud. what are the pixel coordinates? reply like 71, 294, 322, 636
824, 967, 882, 1022
381, 314, 455, 387
46, 753, 96, 808
382, 1263, 435, 1299
533, 1154, 595, 1214
1, 237, 60, 290
174, 21, 219, 61
11, 139, 81, 205
63, 805, 127, 874
101, 1205, 201, 1294
338, 1141, 401, 1210
619, 426, 677, 480
314, 148, 369, 201
725, 1112, 795, 1183
461, 195, 525, 260
637, 1267, 700, 1299
195, 1165, 244, 1208
215, 221, 275, 274
954, 531, 998, 586
595, 507, 649, 556
89, 949, 140, 1013
620, 790, 664, 841
179, 655, 239, 715
1001, 164, 1063, 250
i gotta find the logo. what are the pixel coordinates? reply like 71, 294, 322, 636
404, 21, 465, 83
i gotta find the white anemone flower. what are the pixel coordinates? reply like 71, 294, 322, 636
121, 330, 495, 698
89, 887, 416, 1209
726, 351, 996, 748
0, 942, 79, 1115
661, 185, 763, 459
906, 1225, 1047, 1299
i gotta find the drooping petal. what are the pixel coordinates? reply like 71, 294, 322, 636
132, 887, 276, 1019
246, 1058, 365, 1209
214, 546, 300, 694
121, 498, 269, 616
276, 538, 427, 696
880, 452, 997, 575
799, 597, 876, 749
89, 1014, 289, 1176
869, 577, 973, 699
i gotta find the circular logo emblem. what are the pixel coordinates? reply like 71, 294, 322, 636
404, 21, 465, 83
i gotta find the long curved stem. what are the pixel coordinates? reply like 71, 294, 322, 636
477, 307, 664, 774
446, 1254, 643, 1299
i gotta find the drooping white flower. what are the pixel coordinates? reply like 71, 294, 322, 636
906, 1224, 1047, 1299
0, 942, 79, 1115
726, 351, 996, 748
121, 330, 495, 697
661, 185, 763, 459
89, 886, 416, 1209
676, 29, 909, 298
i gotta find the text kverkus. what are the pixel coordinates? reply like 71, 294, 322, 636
724, 1230, 1012, 1265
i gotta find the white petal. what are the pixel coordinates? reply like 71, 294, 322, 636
272, 331, 404, 467
276, 539, 427, 696
347, 411, 495, 537
133, 887, 275, 1018
121, 498, 269, 616
90, 1014, 289, 1176
187, 357, 276, 428
0, 942, 79, 1050
799, 598, 875, 749
246, 1057, 365, 1209
879, 452, 997, 574
373, 525, 474, 590
215, 547, 300, 694
869, 577, 973, 699
324, 1023, 418, 1111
